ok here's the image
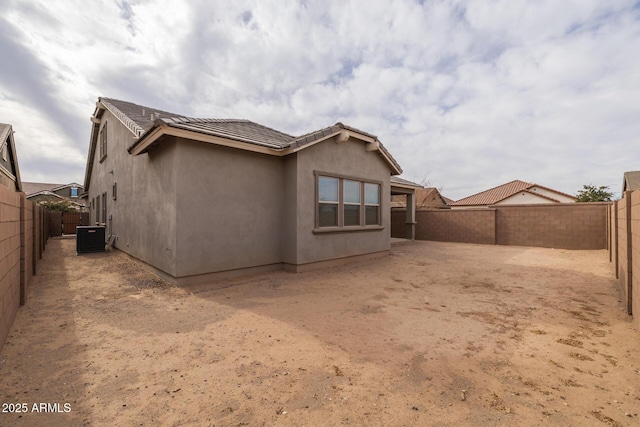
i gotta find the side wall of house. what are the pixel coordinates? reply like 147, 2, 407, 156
291, 138, 391, 267
88, 111, 178, 276
174, 139, 285, 277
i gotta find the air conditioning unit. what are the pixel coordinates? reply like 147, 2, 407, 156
76, 226, 106, 254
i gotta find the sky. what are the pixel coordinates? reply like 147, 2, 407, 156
1, 0, 639, 200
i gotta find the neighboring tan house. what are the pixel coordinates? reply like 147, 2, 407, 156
622, 171, 640, 192
83, 97, 415, 284
391, 186, 451, 209
22, 182, 85, 210
450, 179, 576, 208
0, 123, 22, 192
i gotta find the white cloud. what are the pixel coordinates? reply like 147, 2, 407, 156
0, 0, 638, 198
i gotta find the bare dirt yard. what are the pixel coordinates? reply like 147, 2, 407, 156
1, 238, 639, 426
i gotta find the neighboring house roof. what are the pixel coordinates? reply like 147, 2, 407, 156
441, 195, 454, 205
450, 179, 575, 206
22, 182, 83, 196
0, 123, 22, 191
622, 171, 640, 192
25, 191, 64, 200
85, 97, 402, 190
390, 176, 424, 188
391, 187, 451, 209
21, 182, 62, 195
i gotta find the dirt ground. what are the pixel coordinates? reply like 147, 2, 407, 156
1, 238, 639, 426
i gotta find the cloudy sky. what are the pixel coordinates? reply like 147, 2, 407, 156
1, 0, 639, 200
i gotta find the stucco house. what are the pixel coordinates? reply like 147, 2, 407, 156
450, 179, 576, 209
391, 186, 451, 209
622, 171, 640, 192
83, 97, 414, 284
0, 123, 22, 192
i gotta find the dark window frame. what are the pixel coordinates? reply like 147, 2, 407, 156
314, 171, 383, 233
99, 121, 108, 163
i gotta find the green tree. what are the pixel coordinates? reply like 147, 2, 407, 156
38, 199, 78, 212
575, 185, 613, 202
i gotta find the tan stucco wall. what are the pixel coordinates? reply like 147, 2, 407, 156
88, 118, 394, 280
87, 111, 178, 276
174, 139, 285, 277
290, 138, 391, 267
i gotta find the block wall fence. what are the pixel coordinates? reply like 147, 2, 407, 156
392, 203, 610, 249
0, 184, 51, 355
609, 190, 640, 330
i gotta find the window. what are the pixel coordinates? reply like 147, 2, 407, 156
112, 183, 117, 201
95, 197, 100, 225
99, 121, 108, 161
343, 180, 361, 226
318, 176, 339, 227
70, 187, 78, 198
316, 173, 382, 230
365, 183, 380, 225
101, 192, 107, 224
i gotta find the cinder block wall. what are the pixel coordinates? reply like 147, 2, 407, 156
0, 185, 47, 355
618, 197, 628, 306
415, 209, 496, 244
392, 203, 609, 250
0, 187, 22, 354
631, 191, 640, 329
496, 203, 608, 249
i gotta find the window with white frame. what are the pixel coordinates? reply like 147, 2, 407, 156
316, 173, 381, 230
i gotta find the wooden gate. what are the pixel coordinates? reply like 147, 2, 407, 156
62, 212, 90, 235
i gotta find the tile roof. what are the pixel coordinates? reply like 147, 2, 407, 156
623, 171, 640, 191
100, 98, 190, 137
21, 182, 63, 195
97, 97, 402, 174
451, 180, 577, 206
451, 180, 533, 206
157, 117, 294, 149
390, 176, 423, 188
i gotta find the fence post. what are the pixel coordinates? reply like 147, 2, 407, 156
19, 193, 27, 305
32, 203, 37, 275
405, 193, 416, 240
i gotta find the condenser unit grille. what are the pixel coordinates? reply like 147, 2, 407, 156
76, 226, 106, 254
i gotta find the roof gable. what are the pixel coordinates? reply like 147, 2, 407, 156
0, 123, 22, 191
623, 171, 640, 192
